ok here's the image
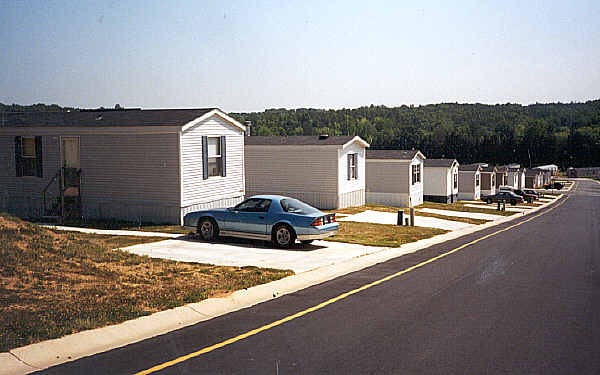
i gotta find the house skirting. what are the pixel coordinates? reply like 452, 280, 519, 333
458, 192, 479, 201
83, 197, 181, 225
366, 192, 409, 207
338, 189, 365, 209
180, 195, 245, 223
424, 194, 458, 204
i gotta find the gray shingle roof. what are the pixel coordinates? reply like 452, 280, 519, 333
366, 149, 420, 160
460, 164, 481, 172
244, 135, 357, 146
0, 108, 218, 127
424, 158, 457, 167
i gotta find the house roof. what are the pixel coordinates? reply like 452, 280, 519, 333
460, 164, 481, 172
366, 149, 424, 160
424, 158, 457, 168
0, 108, 244, 129
479, 165, 498, 173
244, 135, 368, 147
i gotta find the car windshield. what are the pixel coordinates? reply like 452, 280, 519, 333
280, 198, 320, 215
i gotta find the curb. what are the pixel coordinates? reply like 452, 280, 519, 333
3, 194, 565, 375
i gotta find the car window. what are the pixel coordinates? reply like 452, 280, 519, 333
280, 198, 320, 215
234, 198, 272, 212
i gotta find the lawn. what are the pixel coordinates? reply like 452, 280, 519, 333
327, 201, 514, 221
0, 213, 293, 351
325, 221, 447, 247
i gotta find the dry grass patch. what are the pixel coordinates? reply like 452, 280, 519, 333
0, 213, 292, 351
325, 221, 447, 247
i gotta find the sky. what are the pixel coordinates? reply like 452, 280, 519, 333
1, 0, 599, 112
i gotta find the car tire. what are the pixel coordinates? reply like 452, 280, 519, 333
272, 224, 296, 249
197, 218, 218, 241
300, 240, 314, 245
511, 199, 517, 205
486, 198, 492, 204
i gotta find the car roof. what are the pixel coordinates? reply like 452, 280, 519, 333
247, 195, 292, 202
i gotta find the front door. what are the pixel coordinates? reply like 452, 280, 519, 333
61, 137, 80, 193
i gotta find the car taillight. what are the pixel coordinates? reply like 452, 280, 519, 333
311, 217, 324, 226
331, 214, 336, 222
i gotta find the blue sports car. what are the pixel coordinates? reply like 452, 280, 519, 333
183, 195, 339, 248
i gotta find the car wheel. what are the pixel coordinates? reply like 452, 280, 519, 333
198, 218, 218, 241
511, 199, 517, 205
301, 240, 314, 245
486, 198, 492, 204
272, 224, 296, 249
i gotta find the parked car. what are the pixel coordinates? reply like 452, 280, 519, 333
524, 189, 541, 199
183, 195, 339, 248
513, 189, 537, 203
498, 186, 535, 203
482, 191, 525, 205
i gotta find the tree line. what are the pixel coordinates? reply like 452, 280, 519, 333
232, 101, 600, 169
3, 101, 599, 168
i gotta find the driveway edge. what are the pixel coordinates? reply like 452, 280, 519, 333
2, 194, 565, 375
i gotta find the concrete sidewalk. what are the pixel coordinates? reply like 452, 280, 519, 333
39, 225, 184, 238
338, 210, 475, 230
3, 193, 565, 375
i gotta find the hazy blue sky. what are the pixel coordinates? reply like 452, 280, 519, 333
1, 0, 599, 112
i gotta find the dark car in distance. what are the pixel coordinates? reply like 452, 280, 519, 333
482, 191, 525, 205
524, 189, 541, 199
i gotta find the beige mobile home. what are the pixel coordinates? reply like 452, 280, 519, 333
478, 165, 497, 196
244, 135, 369, 209
365, 149, 426, 207
423, 158, 459, 203
458, 164, 481, 200
0, 108, 246, 224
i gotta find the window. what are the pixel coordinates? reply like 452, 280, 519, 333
202, 136, 226, 179
207, 137, 221, 177
15, 136, 43, 177
347, 153, 358, 180
476, 173, 480, 187
453, 172, 458, 189
281, 198, 319, 215
234, 198, 271, 212
412, 164, 421, 185
491, 173, 495, 186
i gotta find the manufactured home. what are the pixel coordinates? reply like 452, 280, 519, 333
479, 165, 497, 196
0, 108, 246, 224
525, 168, 543, 188
365, 149, 426, 207
423, 158, 459, 203
244, 135, 369, 209
458, 164, 481, 200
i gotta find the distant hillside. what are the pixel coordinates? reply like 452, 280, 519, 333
232, 100, 600, 168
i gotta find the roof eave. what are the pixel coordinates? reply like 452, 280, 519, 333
181, 109, 246, 132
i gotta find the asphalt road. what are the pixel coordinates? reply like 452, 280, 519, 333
38, 180, 600, 374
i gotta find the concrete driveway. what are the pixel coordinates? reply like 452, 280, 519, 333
123, 236, 386, 273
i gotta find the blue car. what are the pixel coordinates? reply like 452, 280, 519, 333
183, 195, 339, 248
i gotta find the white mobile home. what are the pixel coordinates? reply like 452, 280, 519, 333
244, 135, 369, 209
458, 164, 481, 200
423, 158, 459, 203
0, 108, 246, 224
365, 149, 426, 207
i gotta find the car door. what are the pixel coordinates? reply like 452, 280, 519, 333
231, 198, 271, 235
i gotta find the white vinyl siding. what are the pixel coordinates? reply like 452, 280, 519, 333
180, 115, 245, 209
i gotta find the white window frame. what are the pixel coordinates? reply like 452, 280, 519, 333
476, 173, 480, 187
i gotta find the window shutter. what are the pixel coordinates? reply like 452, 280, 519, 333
202, 136, 208, 180
354, 153, 358, 179
347, 154, 352, 180
35, 136, 43, 178
14, 136, 23, 177
220, 136, 226, 177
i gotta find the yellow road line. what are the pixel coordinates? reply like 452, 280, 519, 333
135, 195, 569, 375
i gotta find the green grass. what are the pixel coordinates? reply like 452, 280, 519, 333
327, 202, 515, 219
325, 221, 447, 247
0, 213, 293, 351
